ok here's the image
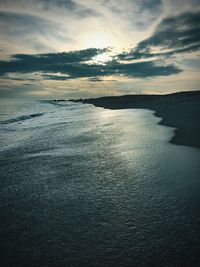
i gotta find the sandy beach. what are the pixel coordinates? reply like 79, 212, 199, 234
71, 91, 200, 148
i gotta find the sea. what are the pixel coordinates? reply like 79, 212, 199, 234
0, 99, 200, 267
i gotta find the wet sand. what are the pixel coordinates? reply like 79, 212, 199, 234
71, 91, 200, 148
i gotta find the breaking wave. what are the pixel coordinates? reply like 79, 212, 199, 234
41, 100, 69, 106
1, 113, 44, 124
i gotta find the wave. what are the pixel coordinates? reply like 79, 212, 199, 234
41, 100, 80, 109
41, 100, 68, 106
1, 113, 44, 124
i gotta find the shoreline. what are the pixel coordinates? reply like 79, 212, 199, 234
70, 91, 200, 148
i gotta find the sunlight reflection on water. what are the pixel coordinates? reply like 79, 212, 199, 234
0, 100, 200, 266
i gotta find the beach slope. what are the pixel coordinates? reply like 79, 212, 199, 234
71, 91, 200, 148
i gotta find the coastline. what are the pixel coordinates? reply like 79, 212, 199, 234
70, 91, 200, 148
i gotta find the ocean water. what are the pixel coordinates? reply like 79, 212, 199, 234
0, 99, 200, 267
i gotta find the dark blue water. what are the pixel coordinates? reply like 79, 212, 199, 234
0, 99, 200, 266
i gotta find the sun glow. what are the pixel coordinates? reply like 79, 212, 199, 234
92, 52, 112, 64
83, 31, 113, 49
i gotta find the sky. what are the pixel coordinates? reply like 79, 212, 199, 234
0, 0, 199, 99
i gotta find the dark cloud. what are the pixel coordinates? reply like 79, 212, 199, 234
0, 48, 181, 80
136, 0, 162, 12
0, 48, 108, 77
134, 0, 162, 29
12, 48, 108, 63
104, 60, 181, 78
138, 11, 200, 50
118, 11, 200, 61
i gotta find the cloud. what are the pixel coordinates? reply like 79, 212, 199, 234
136, 0, 162, 11
138, 11, 200, 50
0, 0, 165, 58
0, 0, 102, 18
118, 11, 200, 60
38, 0, 102, 18
0, 48, 109, 77
99, 0, 162, 15
38, 0, 79, 11
99, 0, 162, 28
0, 11, 63, 35
12, 48, 109, 63
0, 2, 102, 57
0, 1, 199, 98
106, 60, 181, 78
0, 10, 76, 55
0, 48, 181, 80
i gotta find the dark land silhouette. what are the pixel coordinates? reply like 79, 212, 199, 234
71, 91, 200, 148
